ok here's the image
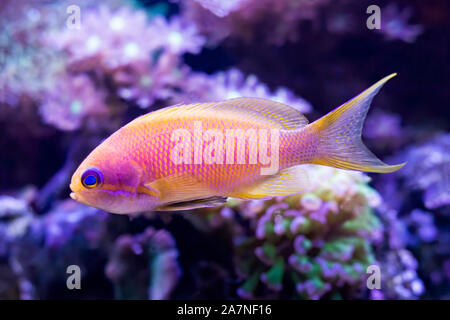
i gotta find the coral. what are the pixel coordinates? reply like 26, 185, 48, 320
189, 0, 250, 18
151, 15, 206, 55
0, 198, 110, 299
1, 2, 311, 130
195, 165, 423, 299
178, 68, 312, 113
379, 4, 423, 43
48, 7, 204, 70
370, 249, 424, 300
105, 226, 181, 300
49, 6, 157, 71
178, 1, 424, 48
364, 110, 407, 152
377, 134, 450, 211
368, 204, 425, 300
403, 209, 438, 245
0, 195, 181, 299
0, 0, 447, 300
1, 3, 205, 130
0, 4, 65, 105
40, 74, 107, 131
115, 55, 188, 108
200, 166, 383, 299
374, 134, 450, 298
42, 5, 200, 117
179, 0, 332, 45
0, 195, 32, 220
46, 5, 206, 110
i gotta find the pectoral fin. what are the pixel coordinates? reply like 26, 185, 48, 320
137, 184, 160, 198
145, 172, 215, 204
228, 166, 310, 199
155, 196, 228, 211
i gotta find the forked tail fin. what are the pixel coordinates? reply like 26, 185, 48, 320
310, 73, 405, 173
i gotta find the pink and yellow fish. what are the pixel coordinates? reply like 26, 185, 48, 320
70, 74, 404, 214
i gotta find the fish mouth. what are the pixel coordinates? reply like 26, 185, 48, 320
69, 182, 79, 201
69, 182, 76, 201
70, 191, 88, 206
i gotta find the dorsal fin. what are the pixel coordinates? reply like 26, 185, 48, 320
138, 97, 309, 130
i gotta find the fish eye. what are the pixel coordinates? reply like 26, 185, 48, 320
81, 167, 103, 189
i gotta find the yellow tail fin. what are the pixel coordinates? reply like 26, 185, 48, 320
310, 74, 405, 173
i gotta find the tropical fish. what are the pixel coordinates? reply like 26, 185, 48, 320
70, 74, 405, 214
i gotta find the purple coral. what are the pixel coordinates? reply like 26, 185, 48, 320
178, 68, 312, 113
380, 134, 450, 210
405, 209, 438, 244
180, 0, 332, 45
374, 134, 450, 298
0, 194, 182, 300
0, 196, 109, 299
47, 6, 158, 71
49, 7, 205, 70
364, 110, 406, 151
40, 74, 107, 131
377, 250, 424, 299
2, 1, 313, 132
151, 16, 206, 55
115, 55, 188, 108
0, 3, 65, 105
46, 6, 205, 110
379, 4, 423, 43
106, 227, 181, 300
190, 0, 250, 18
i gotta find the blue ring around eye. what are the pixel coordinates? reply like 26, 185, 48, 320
81, 167, 104, 189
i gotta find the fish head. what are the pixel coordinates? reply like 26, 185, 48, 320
70, 139, 155, 214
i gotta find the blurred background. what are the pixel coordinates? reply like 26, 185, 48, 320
0, 0, 449, 299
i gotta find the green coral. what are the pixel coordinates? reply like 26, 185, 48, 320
227, 165, 383, 299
